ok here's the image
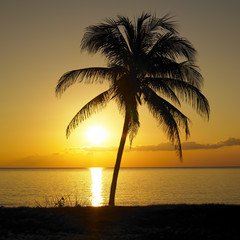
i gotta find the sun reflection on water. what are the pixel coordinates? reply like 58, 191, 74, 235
90, 168, 103, 206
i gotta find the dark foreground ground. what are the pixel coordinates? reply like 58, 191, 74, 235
0, 204, 239, 240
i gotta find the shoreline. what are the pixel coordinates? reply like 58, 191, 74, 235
1, 204, 239, 239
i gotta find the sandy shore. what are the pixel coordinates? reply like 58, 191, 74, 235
0, 204, 239, 239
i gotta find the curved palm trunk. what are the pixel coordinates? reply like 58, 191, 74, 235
109, 113, 129, 206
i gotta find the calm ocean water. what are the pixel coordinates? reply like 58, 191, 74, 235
0, 168, 240, 207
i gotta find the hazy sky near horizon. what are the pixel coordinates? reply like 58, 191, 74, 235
1, 0, 240, 168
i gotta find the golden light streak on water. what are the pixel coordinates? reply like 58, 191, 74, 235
90, 168, 103, 206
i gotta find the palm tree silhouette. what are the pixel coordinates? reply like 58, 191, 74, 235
56, 13, 210, 206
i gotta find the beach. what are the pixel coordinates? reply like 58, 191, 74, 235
0, 204, 239, 239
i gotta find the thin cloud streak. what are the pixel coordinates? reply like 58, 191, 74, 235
182, 138, 240, 150
133, 138, 240, 151
68, 146, 118, 152
69, 138, 240, 152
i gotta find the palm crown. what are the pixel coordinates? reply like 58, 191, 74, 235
56, 13, 209, 159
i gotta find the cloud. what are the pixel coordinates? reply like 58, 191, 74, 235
67, 146, 118, 153
181, 138, 240, 150
66, 138, 240, 153
132, 138, 240, 151
131, 143, 174, 151
2, 138, 238, 168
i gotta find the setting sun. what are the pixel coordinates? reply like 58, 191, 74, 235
86, 126, 108, 144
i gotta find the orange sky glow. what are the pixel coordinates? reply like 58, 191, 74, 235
0, 0, 240, 168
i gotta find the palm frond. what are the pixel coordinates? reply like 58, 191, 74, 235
135, 13, 151, 49
81, 21, 117, 53
66, 89, 113, 138
159, 96, 191, 141
147, 13, 178, 34
145, 57, 203, 88
137, 13, 178, 57
143, 86, 192, 158
163, 79, 210, 120
56, 67, 124, 97
147, 32, 196, 61
81, 21, 131, 65
137, 12, 151, 35
128, 108, 140, 147
145, 77, 181, 106
117, 16, 135, 53
178, 61, 203, 87
56, 69, 83, 97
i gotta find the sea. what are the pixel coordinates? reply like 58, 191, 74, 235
0, 168, 240, 207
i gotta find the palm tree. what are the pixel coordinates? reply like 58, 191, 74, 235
56, 13, 210, 206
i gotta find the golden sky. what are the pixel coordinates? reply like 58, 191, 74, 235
1, 0, 240, 168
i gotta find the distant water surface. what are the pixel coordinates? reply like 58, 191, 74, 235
0, 168, 240, 207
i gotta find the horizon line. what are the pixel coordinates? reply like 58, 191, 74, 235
1, 166, 240, 170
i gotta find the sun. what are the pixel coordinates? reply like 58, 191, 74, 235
86, 126, 108, 144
